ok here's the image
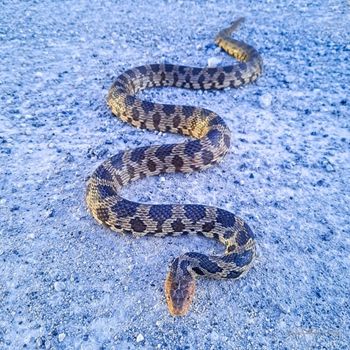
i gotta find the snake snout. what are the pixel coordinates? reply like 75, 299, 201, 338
164, 258, 196, 316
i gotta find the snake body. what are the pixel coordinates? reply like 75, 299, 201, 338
86, 18, 263, 316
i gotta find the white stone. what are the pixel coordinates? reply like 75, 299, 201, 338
259, 93, 273, 108
54, 281, 65, 292
136, 334, 144, 343
207, 57, 222, 68
58, 333, 66, 342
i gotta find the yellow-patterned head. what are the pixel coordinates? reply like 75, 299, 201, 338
164, 257, 196, 316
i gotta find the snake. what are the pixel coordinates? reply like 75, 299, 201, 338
86, 18, 263, 316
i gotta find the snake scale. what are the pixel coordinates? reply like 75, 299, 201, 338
86, 18, 263, 316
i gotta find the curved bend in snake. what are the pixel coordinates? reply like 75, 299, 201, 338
86, 18, 263, 316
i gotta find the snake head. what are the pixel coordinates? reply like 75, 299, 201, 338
164, 257, 196, 316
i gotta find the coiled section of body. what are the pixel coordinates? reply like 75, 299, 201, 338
86, 18, 262, 316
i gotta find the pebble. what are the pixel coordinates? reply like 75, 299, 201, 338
259, 93, 273, 108
58, 333, 66, 342
211, 331, 219, 341
1, 147, 11, 154
321, 158, 335, 172
136, 334, 144, 343
207, 57, 222, 68
54, 281, 66, 292
27, 233, 35, 240
65, 152, 74, 163
10, 205, 20, 212
43, 208, 55, 218
35, 337, 44, 348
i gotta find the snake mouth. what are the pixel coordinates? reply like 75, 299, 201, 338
164, 269, 196, 316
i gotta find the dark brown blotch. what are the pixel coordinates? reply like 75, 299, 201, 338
173, 114, 181, 128
130, 146, 147, 163
235, 70, 242, 80
110, 153, 124, 169
115, 175, 123, 186
147, 159, 157, 172
201, 150, 214, 165
238, 62, 247, 71
224, 134, 231, 148
96, 207, 109, 222
217, 72, 225, 86
173, 72, 179, 85
223, 66, 234, 73
165, 64, 173, 72
206, 129, 222, 146
155, 144, 175, 161
171, 219, 185, 232
125, 69, 136, 79
198, 74, 206, 86
163, 104, 176, 116
127, 165, 135, 178
98, 184, 115, 199
130, 217, 147, 232
236, 229, 250, 246
125, 95, 136, 107
111, 199, 140, 218
150, 64, 160, 73
202, 221, 215, 232
207, 68, 217, 77
95, 165, 113, 181
172, 155, 184, 171
136, 66, 147, 75
192, 67, 202, 76
152, 112, 162, 128
178, 66, 187, 75
141, 100, 154, 113
182, 106, 195, 118
131, 107, 140, 121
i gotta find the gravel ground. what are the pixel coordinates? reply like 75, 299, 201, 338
1, 0, 349, 349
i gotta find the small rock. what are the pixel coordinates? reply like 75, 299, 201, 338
97, 148, 108, 159
10, 205, 20, 212
65, 152, 74, 163
44, 208, 55, 218
136, 334, 144, 343
321, 158, 335, 172
35, 337, 44, 348
54, 281, 66, 292
211, 331, 219, 341
44, 340, 51, 349
207, 57, 222, 68
58, 333, 66, 342
259, 93, 273, 108
1, 147, 11, 154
